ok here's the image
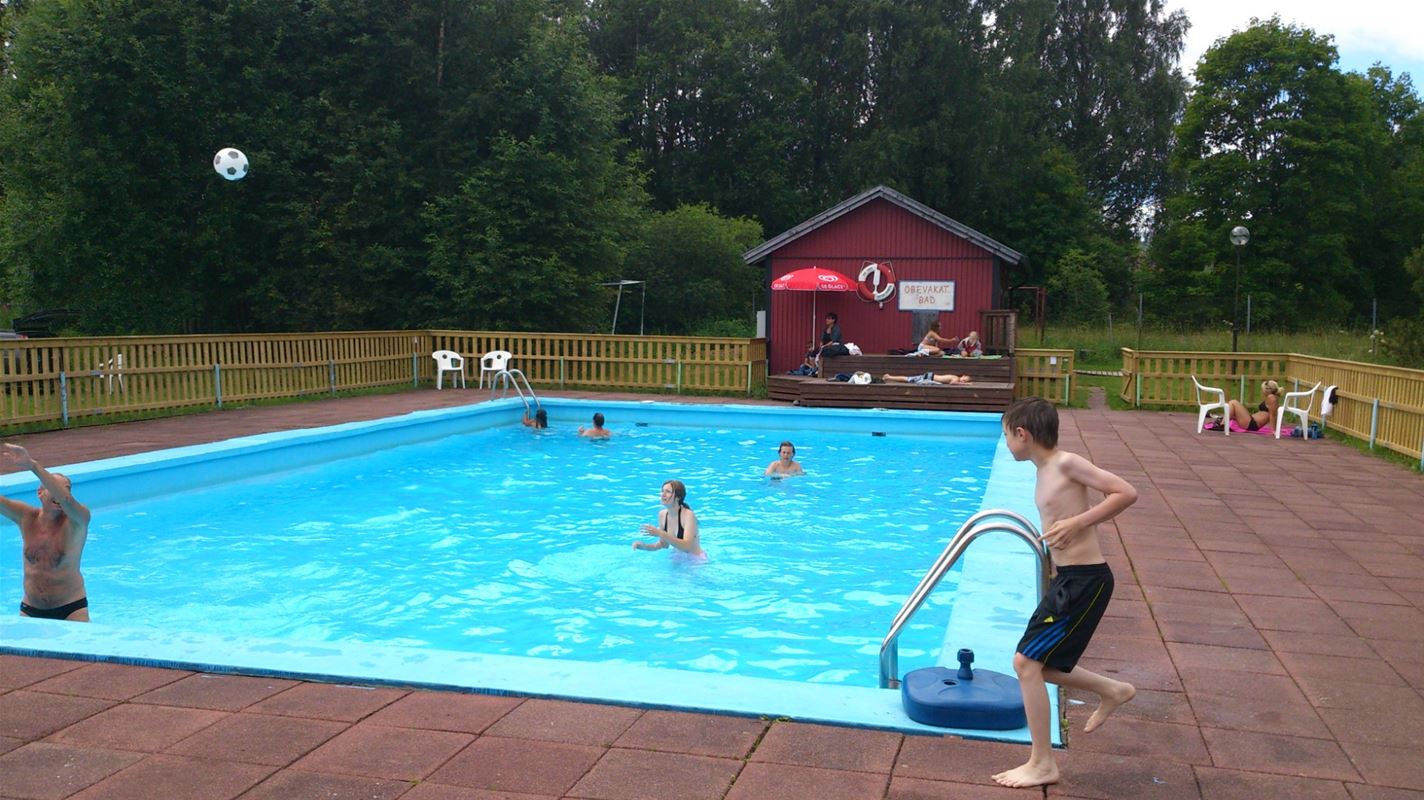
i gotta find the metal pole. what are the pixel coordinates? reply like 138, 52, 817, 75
611, 284, 623, 335
215, 364, 223, 408
1137, 293, 1143, 350
1232, 246, 1242, 352
411, 353, 418, 388
60, 372, 69, 427
1369, 398, 1380, 449
640, 282, 646, 336
329, 359, 336, 396
1246, 294, 1252, 335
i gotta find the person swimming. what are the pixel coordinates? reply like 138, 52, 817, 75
764, 441, 805, 477
632, 479, 704, 557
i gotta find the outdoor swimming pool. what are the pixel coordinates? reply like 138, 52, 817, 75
1, 398, 1051, 738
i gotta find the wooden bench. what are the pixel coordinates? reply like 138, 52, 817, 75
821, 354, 1015, 382
797, 379, 1014, 411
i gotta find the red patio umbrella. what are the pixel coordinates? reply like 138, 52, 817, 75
771, 267, 855, 350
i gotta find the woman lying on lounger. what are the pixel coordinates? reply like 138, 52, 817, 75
882, 372, 973, 385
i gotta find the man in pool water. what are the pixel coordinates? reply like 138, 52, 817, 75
633, 480, 704, 557
764, 441, 804, 476
578, 412, 612, 438
1, 443, 92, 621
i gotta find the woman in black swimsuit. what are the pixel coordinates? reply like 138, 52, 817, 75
1226, 379, 1281, 432
633, 480, 705, 557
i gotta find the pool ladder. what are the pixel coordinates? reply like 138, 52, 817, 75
878, 509, 1050, 689
492, 368, 541, 415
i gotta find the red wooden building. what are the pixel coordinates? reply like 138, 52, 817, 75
744, 186, 1024, 374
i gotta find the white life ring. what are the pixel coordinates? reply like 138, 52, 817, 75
857, 262, 896, 303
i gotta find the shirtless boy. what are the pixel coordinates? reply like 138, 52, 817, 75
1, 443, 92, 621
578, 412, 612, 438
764, 441, 804, 477
993, 397, 1137, 788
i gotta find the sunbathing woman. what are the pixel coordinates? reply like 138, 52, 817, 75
883, 372, 973, 385
913, 321, 957, 356
1225, 379, 1281, 432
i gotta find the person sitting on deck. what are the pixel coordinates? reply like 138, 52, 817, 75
912, 321, 957, 356
883, 372, 973, 385
1222, 380, 1282, 433
956, 331, 983, 357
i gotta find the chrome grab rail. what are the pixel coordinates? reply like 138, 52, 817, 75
494, 368, 540, 412
878, 508, 1050, 689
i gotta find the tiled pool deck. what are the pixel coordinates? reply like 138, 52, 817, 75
2, 390, 1422, 799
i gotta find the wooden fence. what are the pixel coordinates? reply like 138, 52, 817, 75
429, 331, 767, 394
1121, 349, 1424, 462
1016, 349, 1075, 405
1, 331, 769, 430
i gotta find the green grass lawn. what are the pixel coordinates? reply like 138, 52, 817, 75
1036, 324, 1393, 370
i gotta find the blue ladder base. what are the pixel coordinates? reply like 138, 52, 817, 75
901, 666, 1026, 730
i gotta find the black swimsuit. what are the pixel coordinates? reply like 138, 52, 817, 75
1248, 400, 1269, 432
662, 504, 686, 540
20, 597, 88, 620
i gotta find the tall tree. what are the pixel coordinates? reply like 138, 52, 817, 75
1040, 0, 1189, 229
1151, 17, 1392, 328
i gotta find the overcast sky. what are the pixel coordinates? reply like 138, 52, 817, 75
1165, 0, 1424, 82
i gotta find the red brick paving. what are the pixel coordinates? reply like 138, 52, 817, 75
2, 389, 1423, 799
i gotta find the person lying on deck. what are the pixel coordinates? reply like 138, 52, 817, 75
882, 372, 973, 385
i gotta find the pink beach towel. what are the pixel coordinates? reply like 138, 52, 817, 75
1224, 419, 1295, 437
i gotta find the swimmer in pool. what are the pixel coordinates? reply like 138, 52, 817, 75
1, 443, 92, 621
633, 480, 704, 557
764, 441, 804, 477
578, 412, 612, 438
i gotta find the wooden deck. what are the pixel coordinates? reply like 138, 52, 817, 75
820, 354, 1016, 382
766, 354, 1016, 411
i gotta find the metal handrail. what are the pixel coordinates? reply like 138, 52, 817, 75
494, 368, 540, 412
878, 508, 1050, 689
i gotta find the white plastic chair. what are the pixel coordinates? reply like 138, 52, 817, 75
432, 350, 466, 390
1191, 375, 1229, 435
479, 350, 512, 389
103, 353, 125, 394
1276, 381, 1321, 439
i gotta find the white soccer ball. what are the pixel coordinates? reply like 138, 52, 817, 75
213, 147, 249, 181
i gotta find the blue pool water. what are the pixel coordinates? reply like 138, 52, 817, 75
1, 399, 1051, 738
44, 414, 993, 687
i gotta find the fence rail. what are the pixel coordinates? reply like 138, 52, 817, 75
1121, 349, 1424, 462
1, 331, 770, 430
1016, 349, 1075, 405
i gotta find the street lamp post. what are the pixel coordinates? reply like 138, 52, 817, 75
1230, 225, 1250, 352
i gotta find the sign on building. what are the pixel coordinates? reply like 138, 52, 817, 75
897, 281, 955, 312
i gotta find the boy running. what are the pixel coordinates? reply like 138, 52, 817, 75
994, 397, 1138, 788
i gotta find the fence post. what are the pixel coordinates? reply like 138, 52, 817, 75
412, 353, 419, 388
215, 364, 223, 408
1369, 398, 1380, 450
60, 372, 69, 427
329, 359, 336, 396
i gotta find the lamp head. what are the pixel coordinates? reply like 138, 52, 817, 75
1230, 225, 1250, 247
